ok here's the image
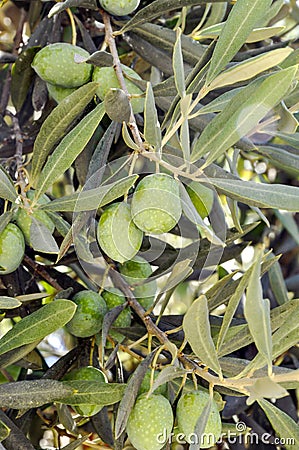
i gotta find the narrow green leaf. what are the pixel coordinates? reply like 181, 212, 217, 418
0, 380, 73, 409
149, 366, 189, 396
122, 122, 140, 151
245, 378, 288, 405
191, 67, 297, 165
119, 0, 225, 34
257, 145, 299, 177
204, 2, 227, 28
0, 420, 10, 442
30, 216, 59, 254
39, 175, 138, 212
183, 295, 222, 377
258, 399, 299, 450
48, 0, 98, 17
268, 256, 289, 305
190, 398, 212, 450
34, 103, 105, 199
0, 166, 17, 203
160, 260, 193, 293
239, 301, 299, 376
206, 0, 272, 84
209, 48, 293, 91
196, 23, 285, 44
275, 211, 299, 245
216, 269, 251, 352
0, 211, 13, 235
0, 341, 40, 369
198, 88, 244, 115
0, 297, 21, 309
0, 300, 76, 356
173, 28, 185, 97
31, 82, 99, 186
244, 250, 272, 371
60, 381, 126, 406
115, 352, 155, 439
144, 82, 162, 150
11, 47, 39, 111
209, 177, 299, 212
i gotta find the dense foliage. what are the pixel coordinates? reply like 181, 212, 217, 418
0, 0, 298, 449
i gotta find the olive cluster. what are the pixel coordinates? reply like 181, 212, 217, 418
31, 42, 144, 113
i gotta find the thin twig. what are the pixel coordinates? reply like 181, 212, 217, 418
101, 11, 145, 151
23, 255, 63, 292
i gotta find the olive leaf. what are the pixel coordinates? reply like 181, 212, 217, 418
257, 145, 299, 177
149, 366, 189, 396
0, 211, 13, 235
258, 399, 299, 450
60, 381, 126, 406
245, 377, 288, 405
0, 300, 76, 356
48, 0, 98, 17
209, 177, 299, 212
268, 256, 289, 306
0, 420, 10, 442
0, 380, 73, 409
206, 0, 272, 84
190, 398, 212, 450
31, 82, 99, 187
191, 67, 297, 166
29, 216, 59, 254
11, 47, 40, 111
244, 250, 272, 372
0, 296, 21, 309
34, 102, 105, 199
183, 295, 223, 377
0, 166, 17, 203
208, 47, 293, 91
115, 351, 156, 439
39, 175, 138, 212
0, 341, 41, 369
119, 0, 222, 34
144, 82, 162, 150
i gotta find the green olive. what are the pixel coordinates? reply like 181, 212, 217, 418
0, 224, 25, 275
63, 366, 107, 416
46, 83, 77, 103
126, 394, 174, 450
120, 256, 157, 309
186, 182, 214, 219
97, 202, 143, 263
176, 390, 222, 448
131, 174, 182, 234
66, 290, 107, 338
92, 65, 144, 113
138, 369, 167, 397
99, 0, 140, 16
32, 43, 92, 88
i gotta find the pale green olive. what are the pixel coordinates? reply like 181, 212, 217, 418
66, 290, 107, 338
131, 174, 182, 234
32, 43, 92, 88
92, 65, 144, 113
126, 394, 174, 450
99, 0, 140, 16
176, 390, 222, 448
0, 224, 25, 275
97, 202, 143, 263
